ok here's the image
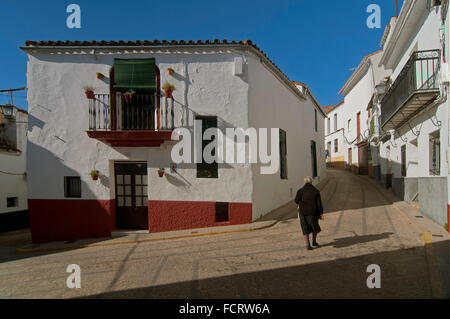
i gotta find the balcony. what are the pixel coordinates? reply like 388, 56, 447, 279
380, 50, 440, 131
86, 93, 175, 147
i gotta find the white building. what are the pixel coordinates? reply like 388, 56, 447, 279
0, 104, 28, 232
22, 40, 326, 243
324, 50, 390, 176
324, 101, 345, 169
376, 0, 450, 228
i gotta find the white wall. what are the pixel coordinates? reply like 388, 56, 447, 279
26, 48, 253, 204
0, 110, 28, 214
324, 105, 345, 161
379, 5, 449, 179
248, 54, 326, 220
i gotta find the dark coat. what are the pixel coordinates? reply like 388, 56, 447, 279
294, 183, 323, 217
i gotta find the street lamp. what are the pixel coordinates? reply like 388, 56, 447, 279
0, 104, 15, 118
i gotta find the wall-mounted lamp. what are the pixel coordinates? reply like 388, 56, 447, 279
0, 104, 16, 118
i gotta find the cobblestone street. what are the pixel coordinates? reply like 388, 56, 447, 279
0, 169, 448, 298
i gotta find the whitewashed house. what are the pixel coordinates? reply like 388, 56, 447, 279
0, 104, 28, 232
324, 50, 391, 176
22, 40, 326, 243
376, 0, 450, 228
324, 101, 346, 169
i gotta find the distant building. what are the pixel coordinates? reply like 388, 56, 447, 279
0, 104, 28, 232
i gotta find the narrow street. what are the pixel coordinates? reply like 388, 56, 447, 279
0, 169, 448, 298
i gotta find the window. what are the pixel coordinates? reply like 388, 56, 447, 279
357, 112, 361, 141
334, 139, 338, 153
401, 145, 407, 177
280, 129, 288, 179
64, 176, 81, 198
348, 119, 351, 133
310, 140, 318, 177
7, 197, 18, 208
196, 116, 218, 179
314, 109, 317, 132
215, 202, 229, 223
327, 118, 331, 135
327, 141, 332, 155
429, 131, 440, 176
334, 114, 337, 132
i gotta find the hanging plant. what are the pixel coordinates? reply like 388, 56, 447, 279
123, 90, 135, 104
96, 72, 105, 80
90, 170, 99, 180
83, 85, 95, 99
167, 68, 175, 76
162, 81, 176, 99
157, 168, 165, 178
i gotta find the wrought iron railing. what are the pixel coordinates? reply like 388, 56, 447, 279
89, 93, 172, 131
380, 49, 440, 128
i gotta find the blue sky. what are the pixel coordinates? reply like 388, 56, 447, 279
0, 0, 401, 110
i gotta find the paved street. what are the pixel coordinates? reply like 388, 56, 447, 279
0, 169, 448, 298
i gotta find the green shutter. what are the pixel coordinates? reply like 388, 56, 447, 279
113, 58, 156, 93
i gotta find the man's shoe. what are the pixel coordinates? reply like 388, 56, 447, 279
306, 246, 313, 250
312, 242, 320, 247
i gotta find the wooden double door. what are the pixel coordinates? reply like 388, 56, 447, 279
115, 162, 148, 230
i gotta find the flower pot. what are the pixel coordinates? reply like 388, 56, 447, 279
164, 90, 173, 99
158, 170, 164, 178
91, 175, 99, 180
124, 94, 134, 104
168, 68, 175, 76
85, 91, 95, 99
96, 73, 105, 80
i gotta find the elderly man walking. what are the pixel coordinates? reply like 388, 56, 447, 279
294, 177, 324, 250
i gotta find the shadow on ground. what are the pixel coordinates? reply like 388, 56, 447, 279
258, 169, 402, 223
82, 240, 449, 299
0, 229, 127, 264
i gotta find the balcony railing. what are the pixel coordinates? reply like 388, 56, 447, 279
88, 93, 180, 131
380, 50, 440, 130
89, 93, 160, 130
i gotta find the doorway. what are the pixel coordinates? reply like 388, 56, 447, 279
348, 148, 352, 171
358, 143, 368, 175
114, 162, 148, 229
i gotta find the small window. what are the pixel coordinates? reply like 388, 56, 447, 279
429, 131, 440, 176
215, 202, 229, 222
64, 176, 81, 198
314, 109, 317, 132
327, 118, 331, 135
401, 145, 407, 177
334, 139, 338, 153
334, 114, 337, 132
196, 116, 218, 179
280, 129, 288, 179
348, 119, 351, 133
7, 197, 18, 208
310, 140, 318, 178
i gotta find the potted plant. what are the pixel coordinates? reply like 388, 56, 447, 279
123, 90, 135, 104
167, 67, 175, 76
157, 168, 165, 178
83, 85, 95, 99
96, 72, 105, 80
162, 81, 176, 98
90, 170, 99, 180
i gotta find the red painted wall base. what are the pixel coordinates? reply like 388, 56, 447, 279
148, 200, 253, 233
28, 199, 253, 243
28, 199, 115, 244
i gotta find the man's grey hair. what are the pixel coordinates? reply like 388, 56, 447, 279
304, 176, 313, 184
